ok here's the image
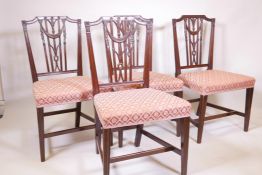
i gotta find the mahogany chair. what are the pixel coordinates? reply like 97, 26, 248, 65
172, 15, 255, 143
100, 16, 184, 146
84, 15, 184, 148
22, 16, 95, 161
85, 16, 191, 175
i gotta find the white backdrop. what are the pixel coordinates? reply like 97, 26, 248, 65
0, 0, 261, 112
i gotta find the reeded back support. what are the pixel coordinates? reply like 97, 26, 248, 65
172, 15, 215, 76
85, 16, 153, 95
22, 16, 82, 82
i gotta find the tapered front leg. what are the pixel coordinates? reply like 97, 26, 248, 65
244, 88, 254, 132
174, 91, 183, 137
176, 120, 181, 137
103, 129, 111, 175
197, 95, 208, 144
180, 117, 190, 175
134, 124, 144, 147
75, 102, 81, 127
37, 108, 45, 162
118, 129, 123, 147
95, 110, 102, 154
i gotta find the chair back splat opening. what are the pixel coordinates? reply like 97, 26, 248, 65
172, 15, 215, 76
22, 16, 82, 82
85, 16, 153, 96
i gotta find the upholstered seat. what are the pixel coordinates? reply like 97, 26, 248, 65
23, 16, 98, 162
134, 72, 184, 92
114, 72, 184, 92
94, 88, 191, 129
178, 70, 255, 95
33, 76, 93, 107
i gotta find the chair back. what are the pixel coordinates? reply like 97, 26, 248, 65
85, 15, 153, 95
22, 16, 82, 82
172, 15, 215, 76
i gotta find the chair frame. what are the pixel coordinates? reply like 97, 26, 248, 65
101, 15, 183, 147
85, 15, 190, 175
22, 16, 95, 162
172, 15, 254, 143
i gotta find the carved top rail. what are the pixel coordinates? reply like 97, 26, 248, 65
22, 16, 82, 82
85, 15, 153, 95
172, 15, 215, 76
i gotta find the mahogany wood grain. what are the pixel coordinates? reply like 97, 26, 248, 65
172, 15, 254, 143
22, 16, 94, 161
86, 16, 190, 175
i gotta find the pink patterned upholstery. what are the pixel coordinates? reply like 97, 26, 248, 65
33, 76, 93, 108
114, 72, 183, 92
178, 70, 255, 95
94, 88, 191, 129
133, 72, 184, 92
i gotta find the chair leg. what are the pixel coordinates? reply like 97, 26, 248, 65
197, 95, 208, 144
95, 111, 102, 154
176, 119, 181, 137
37, 108, 45, 162
95, 127, 102, 154
75, 102, 81, 128
134, 124, 144, 147
110, 130, 114, 146
244, 88, 254, 132
103, 129, 111, 175
196, 103, 201, 116
174, 91, 183, 137
180, 117, 190, 175
174, 91, 183, 98
118, 129, 123, 147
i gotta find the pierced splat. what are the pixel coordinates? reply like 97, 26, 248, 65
183, 17, 204, 66
22, 16, 82, 82
37, 16, 67, 72
85, 16, 152, 95
102, 17, 143, 83
172, 15, 215, 76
